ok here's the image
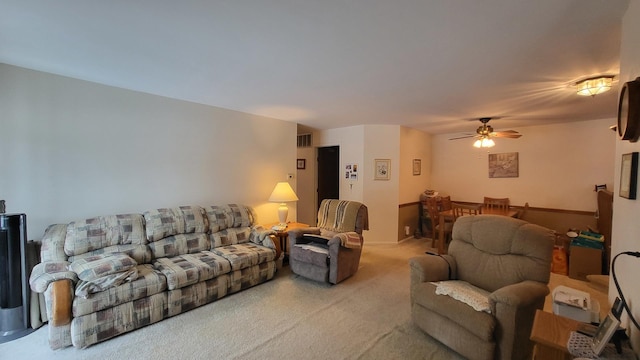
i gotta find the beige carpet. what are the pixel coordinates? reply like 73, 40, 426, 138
2, 238, 593, 360
1, 238, 464, 360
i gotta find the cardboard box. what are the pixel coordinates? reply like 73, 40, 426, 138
569, 242, 603, 281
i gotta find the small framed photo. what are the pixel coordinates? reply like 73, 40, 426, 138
297, 159, 306, 170
619, 152, 638, 199
374, 159, 390, 180
413, 159, 421, 175
591, 312, 621, 355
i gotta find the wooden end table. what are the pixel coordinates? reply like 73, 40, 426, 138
530, 309, 580, 360
264, 222, 309, 262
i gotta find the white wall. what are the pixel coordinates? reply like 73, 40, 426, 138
399, 127, 432, 204
0, 64, 297, 237
431, 119, 616, 210
310, 125, 403, 243
613, 0, 640, 352
363, 125, 400, 243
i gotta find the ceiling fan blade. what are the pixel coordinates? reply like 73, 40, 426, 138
449, 135, 478, 140
493, 133, 522, 139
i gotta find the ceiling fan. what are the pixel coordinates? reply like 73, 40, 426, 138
449, 117, 522, 148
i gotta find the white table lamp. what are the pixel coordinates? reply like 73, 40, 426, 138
268, 182, 299, 226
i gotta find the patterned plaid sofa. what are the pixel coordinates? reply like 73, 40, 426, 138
29, 204, 279, 349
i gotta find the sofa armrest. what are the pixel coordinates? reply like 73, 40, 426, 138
409, 254, 457, 284
29, 261, 78, 293
50, 279, 73, 326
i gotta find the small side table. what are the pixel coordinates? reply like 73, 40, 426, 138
530, 309, 580, 360
264, 222, 309, 263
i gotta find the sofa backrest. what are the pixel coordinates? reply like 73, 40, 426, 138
448, 215, 554, 293
144, 206, 210, 259
64, 214, 151, 264
38, 204, 260, 264
205, 204, 256, 248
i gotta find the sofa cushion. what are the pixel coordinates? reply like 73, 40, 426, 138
73, 264, 168, 317
69, 253, 138, 282
143, 206, 208, 242
148, 233, 210, 259
41, 224, 68, 262
204, 205, 233, 232
154, 251, 231, 290
226, 204, 254, 228
68, 244, 152, 265
64, 214, 146, 257
211, 243, 275, 271
209, 227, 252, 248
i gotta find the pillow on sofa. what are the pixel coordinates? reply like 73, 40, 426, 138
69, 253, 137, 282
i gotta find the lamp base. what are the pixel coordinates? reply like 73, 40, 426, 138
277, 203, 289, 225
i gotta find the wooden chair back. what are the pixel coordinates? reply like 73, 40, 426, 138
423, 197, 441, 224
483, 197, 510, 210
517, 202, 530, 220
440, 196, 452, 211
452, 203, 482, 219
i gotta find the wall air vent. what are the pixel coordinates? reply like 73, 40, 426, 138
297, 133, 312, 148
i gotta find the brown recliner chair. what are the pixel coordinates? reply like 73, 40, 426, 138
409, 215, 554, 360
288, 199, 368, 284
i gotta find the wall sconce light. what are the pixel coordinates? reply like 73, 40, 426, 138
268, 182, 299, 225
576, 75, 614, 96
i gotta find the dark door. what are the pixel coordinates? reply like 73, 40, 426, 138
317, 146, 340, 211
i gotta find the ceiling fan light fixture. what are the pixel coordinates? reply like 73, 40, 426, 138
473, 137, 495, 148
576, 75, 614, 96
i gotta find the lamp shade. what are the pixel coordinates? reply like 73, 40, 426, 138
269, 182, 298, 225
268, 182, 299, 203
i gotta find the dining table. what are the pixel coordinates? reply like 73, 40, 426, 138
437, 206, 519, 254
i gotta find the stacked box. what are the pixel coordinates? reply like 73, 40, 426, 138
568, 234, 604, 281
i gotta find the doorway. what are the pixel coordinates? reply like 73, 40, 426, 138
317, 146, 340, 212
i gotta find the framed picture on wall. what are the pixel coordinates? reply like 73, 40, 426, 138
619, 152, 638, 199
374, 159, 390, 180
413, 159, 421, 175
297, 159, 306, 170
488, 152, 519, 178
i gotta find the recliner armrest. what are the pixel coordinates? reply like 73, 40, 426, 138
409, 255, 457, 284
288, 227, 320, 245
489, 280, 549, 309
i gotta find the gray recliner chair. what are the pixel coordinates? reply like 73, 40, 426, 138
409, 215, 554, 360
288, 199, 368, 284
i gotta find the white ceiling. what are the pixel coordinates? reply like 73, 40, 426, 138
0, 0, 630, 135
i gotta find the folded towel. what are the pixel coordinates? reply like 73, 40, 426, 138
335, 232, 362, 249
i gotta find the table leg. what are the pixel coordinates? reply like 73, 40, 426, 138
438, 215, 445, 254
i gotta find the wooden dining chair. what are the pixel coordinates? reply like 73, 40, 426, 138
484, 197, 510, 210
516, 202, 530, 220
452, 202, 483, 219
440, 196, 452, 211
423, 197, 453, 248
